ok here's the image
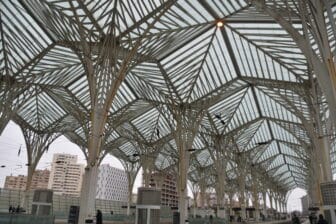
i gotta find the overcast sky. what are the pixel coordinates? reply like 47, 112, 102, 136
0, 121, 306, 211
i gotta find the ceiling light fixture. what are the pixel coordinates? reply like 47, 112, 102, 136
216, 21, 224, 27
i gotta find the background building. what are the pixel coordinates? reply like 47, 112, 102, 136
31, 169, 50, 189
4, 175, 26, 190
149, 172, 178, 207
48, 154, 84, 197
96, 164, 128, 201
4, 169, 50, 190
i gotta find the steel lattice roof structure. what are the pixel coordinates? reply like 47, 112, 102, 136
1, 0, 336, 200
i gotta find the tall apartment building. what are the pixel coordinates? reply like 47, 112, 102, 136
149, 172, 178, 207
4, 169, 50, 190
96, 164, 128, 201
4, 175, 26, 190
48, 154, 84, 197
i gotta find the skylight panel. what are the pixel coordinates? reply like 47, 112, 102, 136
257, 142, 279, 164
226, 26, 301, 81
255, 88, 301, 123
269, 121, 300, 145
1, 1, 52, 74
205, 0, 247, 18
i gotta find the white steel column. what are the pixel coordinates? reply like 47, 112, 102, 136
238, 174, 246, 220
171, 106, 205, 224
262, 191, 267, 217
79, 164, 99, 222
269, 192, 273, 213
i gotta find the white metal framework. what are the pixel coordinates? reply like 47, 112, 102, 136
1, 0, 336, 223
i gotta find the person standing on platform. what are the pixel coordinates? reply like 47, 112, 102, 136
291, 213, 300, 224
96, 210, 103, 224
317, 214, 328, 224
209, 214, 213, 224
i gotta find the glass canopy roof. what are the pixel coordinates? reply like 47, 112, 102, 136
1, 0, 336, 193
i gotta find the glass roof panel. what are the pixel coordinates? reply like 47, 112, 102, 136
190, 28, 239, 101
67, 75, 91, 110
161, 28, 217, 100
228, 20, 306, 78
27, 45, 84, 86
255, 88, 301, 123
110, 81, 137, 113
226, 88, 260, 132
273, 164, 288, 177
225, 26, 301, 82
279, 141, 305, 159
131, 108, 170, 142
245, 120, 272, 151
256, 141, 279, 164
1, 1, 52, 75
258, 86, 311, 122
269, 121, 301, 145
273, 120, 310, 145
207, 87, 247, 131
128, 62, 169, 98
17, 89, 67, 130
118, 141, 138, 157
236, 119, 264, 151
205, 0, 248, 18
267, 155, 285, 172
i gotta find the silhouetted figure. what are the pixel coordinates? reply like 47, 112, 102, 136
309, 213, 313, 224
317, 214, 328, 224
237, 215, 242, 222
96, 210, 103, 224
229, 215, 233, 222
209, 215, 213, 224
309, 213, 318, 224
260, 213, 265, 221
16, 205, 20, 213
291, 214, 300, 224
9, 205, 12, 213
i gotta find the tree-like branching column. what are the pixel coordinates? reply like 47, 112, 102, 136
251, 165, 260, 221
188, 180, 200, 218
120, 123, 164, 188
20, 127, 59, 211
211, 135, 229, 214
168, 105, 206, 224
22, 1, 176, 221
234, 151, 248, 220
119, 158, 141, 216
